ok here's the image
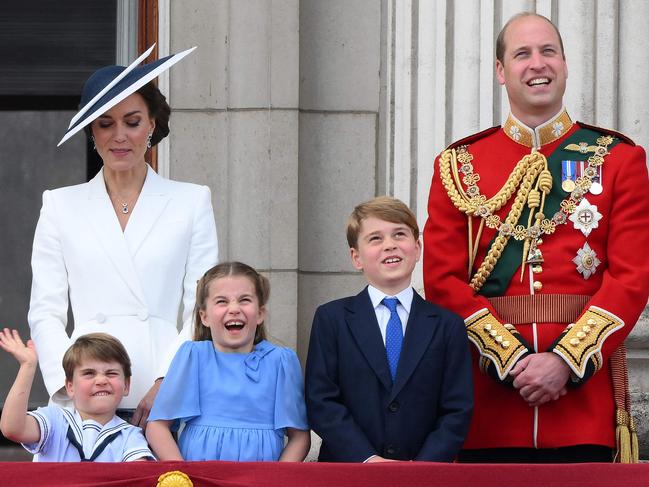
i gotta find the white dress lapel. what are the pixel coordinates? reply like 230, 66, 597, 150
123, 165, 171, 257
82, 169, 147, 304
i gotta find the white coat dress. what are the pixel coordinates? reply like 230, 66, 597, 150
28, 165, 218, 408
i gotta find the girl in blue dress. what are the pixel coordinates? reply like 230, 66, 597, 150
146, 262, 310, 461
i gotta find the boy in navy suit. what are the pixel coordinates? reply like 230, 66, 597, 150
305, 196, 473, 462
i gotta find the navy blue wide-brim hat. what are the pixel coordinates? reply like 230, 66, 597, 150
58, 44, 196, 146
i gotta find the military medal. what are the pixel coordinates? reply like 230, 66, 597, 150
564, 140, 608, 195
526, 241, 544, 264
590, 165, 603, 195
562, 179, 575, 192
573, 242, 601, 279
569, 198, 602, 237
561, 160, 576, 192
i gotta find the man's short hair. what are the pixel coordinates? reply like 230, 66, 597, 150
62, 333, 132, 381
496, 12, 565, 63
346, 196, 420, 249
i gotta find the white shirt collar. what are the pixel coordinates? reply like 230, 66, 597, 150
367, 284, 413, 313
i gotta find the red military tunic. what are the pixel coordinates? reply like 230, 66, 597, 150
423, 109, 649, 450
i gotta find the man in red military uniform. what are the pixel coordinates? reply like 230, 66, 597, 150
424, 12, 649, 463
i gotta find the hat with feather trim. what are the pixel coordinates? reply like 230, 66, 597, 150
57, 44, 196, 147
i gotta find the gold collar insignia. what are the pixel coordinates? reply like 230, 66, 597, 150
503, 108, 573, 148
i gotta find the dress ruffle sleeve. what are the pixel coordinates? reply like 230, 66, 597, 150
148, 341, 202, 428
273, 348, 309, 431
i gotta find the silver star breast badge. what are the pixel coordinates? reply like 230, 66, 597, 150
568, 198, 602, 237
573, 242, 601, 279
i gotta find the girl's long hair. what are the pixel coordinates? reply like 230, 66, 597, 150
192, 261, 269, 344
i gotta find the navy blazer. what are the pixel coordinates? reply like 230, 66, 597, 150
305, 287, 473, 462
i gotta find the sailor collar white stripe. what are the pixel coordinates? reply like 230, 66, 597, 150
61, 408, 83, 443
61, 407, 130, 458
82, 422, 102, 432
123, 448, 155, 462
24, 409, 50, 453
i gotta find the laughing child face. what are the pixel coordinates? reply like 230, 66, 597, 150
199, 275, 266, 354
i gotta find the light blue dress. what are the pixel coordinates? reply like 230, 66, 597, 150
148, 339, 308, 461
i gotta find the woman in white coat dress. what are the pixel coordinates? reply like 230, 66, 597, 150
28, 46, 218, 428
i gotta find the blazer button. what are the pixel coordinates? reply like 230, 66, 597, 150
137, 309, 149, 321
95, 313, 106, 324
388, 401, 399, 412
385, 445, 396, 456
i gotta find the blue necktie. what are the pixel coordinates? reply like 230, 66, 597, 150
383, 297, 403, 381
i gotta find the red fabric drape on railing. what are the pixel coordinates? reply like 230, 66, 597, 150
1, 461, 647, 487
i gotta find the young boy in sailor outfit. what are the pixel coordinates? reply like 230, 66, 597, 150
0, 330, 153, 461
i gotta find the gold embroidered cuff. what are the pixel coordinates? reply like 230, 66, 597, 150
465, 309, 529, 380
553, 306, 624, 378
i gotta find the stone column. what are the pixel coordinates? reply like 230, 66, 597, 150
297, 0, 384, 359
167, 0, 301, 349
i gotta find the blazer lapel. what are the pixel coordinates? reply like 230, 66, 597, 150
123, 166, 171, 257
390, 291, 437, 400
345, 288, 393, 391
82, 170, 146, 304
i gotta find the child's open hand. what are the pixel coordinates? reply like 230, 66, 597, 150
0, 329, 37, 367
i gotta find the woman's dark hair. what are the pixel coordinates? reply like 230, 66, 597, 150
137, 82, 171, 146
83, 81, 171, 147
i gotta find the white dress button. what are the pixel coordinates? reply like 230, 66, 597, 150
137, 309, 149, 321
95, 313, 106, 324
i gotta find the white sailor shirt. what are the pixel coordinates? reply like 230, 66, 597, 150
23, 406, 154, 462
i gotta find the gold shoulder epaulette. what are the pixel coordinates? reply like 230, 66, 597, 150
446, 126, 500, 150
576, 121, 636, 146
